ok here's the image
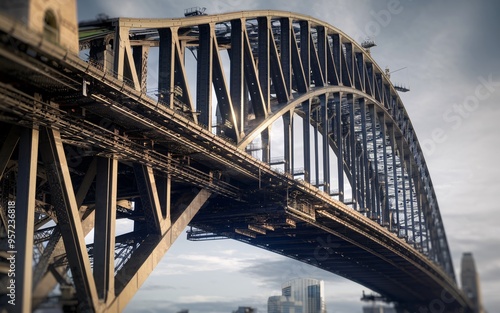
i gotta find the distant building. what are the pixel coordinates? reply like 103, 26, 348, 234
362, 305, 396, 313
268, 296, 284, 313
461, 253, 484, 313
282, 278, 326, 313
232, 307, 256, 313
268, 278, 325, 313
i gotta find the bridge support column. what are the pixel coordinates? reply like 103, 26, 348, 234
300, 21, 311, 87
416, 182, 424, 251
408, 161, 416, 248
196, 24, 213, 130
262, 128, 271, 164
94, 156, 118, 301
379, 112, 390, 225
302, 100, 311, 182
258, 17, 271, 113
280, 18, 292, 95
359, 98, 371, 212
369, 104, 381, 219
388, 124, 400, 233
158, 28, 175, 110
132, 45, 149, 94
347, 94, 357, 209
16, 126, 39, 313
334, 92, 344, 201
320, 94, 330, 194
40, 127, 100, 312
316, 26, 328, 84
313, 109, 320, 186
400, 150, 409, 240
230, 19, 245, 135
283, 111, 293, 174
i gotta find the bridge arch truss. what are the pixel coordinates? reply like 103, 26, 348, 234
84, 11, 453, 274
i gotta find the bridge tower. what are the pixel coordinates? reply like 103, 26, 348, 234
0, 0, 78, 52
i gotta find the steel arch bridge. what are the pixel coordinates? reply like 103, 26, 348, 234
0, 8, 472, 313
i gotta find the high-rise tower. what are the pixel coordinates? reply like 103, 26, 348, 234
461, 252, 484, 313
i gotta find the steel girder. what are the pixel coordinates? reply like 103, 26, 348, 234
0, 9, 470, 313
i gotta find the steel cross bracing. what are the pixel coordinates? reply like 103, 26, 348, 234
0, 9, 472, 313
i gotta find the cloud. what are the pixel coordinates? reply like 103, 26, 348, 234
139, 284, 178, 291
177, 295, 227, 303
242, 258, 334, 288
153, 247, 279, 276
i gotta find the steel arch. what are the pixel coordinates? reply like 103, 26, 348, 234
120, 10, 452, 278
79, 11, 453, 277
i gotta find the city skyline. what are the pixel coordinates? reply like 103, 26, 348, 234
72, 1, 500, 312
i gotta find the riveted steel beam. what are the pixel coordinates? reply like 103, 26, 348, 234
230, 19, 245, 134
320, 94, 330, 194
334, 92, 344, 201
94, 156, 118, 301
212, 27, 240, 142
39, 127, 99, 312
132, 45, 149, 94
280, 18, 292, 96
15, 126, 39, 313
258, 17, 271, 113
359, 98, 371, 211
269, 28, 289, 103
283, 111, 293, 174
196, 24, 213, 130
302, 99, 311, 183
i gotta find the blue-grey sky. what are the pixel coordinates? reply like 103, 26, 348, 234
77, 1, 500, 312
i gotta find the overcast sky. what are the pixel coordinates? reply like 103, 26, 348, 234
77, 1, 500, 312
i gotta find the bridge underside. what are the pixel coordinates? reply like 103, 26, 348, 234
190, 194, 463, 311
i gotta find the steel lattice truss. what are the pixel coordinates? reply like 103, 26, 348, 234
0, 9, 472, 313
